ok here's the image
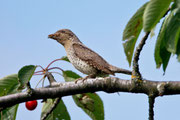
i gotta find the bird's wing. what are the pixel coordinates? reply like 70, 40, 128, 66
72, 43, 114, 75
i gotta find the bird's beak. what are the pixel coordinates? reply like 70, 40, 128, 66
48, 34, 54, 39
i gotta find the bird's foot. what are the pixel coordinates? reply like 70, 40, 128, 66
75, 74, 96, 83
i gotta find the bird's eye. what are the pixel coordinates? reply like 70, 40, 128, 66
61, 30, 65, 33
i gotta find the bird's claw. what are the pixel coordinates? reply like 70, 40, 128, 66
75, 74, 95, 83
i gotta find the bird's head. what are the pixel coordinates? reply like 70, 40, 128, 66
48, 29, 75, 46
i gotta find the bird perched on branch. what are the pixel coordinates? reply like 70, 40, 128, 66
48, 29, 131, 78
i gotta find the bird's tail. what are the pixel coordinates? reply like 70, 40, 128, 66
109, 65, 132, 75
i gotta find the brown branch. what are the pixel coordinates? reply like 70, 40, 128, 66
148, 95, 155, 120
0, 77, 180, 110
40, 72, 61, 120
132, 32, 150, 79
41, 97, 61, 120
132, 7, 170, 80
45, 72, 57, 85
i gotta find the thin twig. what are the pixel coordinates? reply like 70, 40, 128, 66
45, 71, 57, 85
35, 75, 46, 88
41, 97, 61, 120
132, 32, 150, 79
148, 95, 155, 120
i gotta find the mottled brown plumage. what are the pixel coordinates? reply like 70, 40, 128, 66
73, 43, 114, 75
48, 29, 132, 77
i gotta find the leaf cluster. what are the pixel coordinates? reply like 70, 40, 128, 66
123, 0, 180, 71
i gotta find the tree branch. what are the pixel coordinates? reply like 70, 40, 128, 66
132, 32, 150, 79
45, 71, 57, 85
41, 97, 61, 120
131, 7, 170, 80
148, 95, 155, 120
0, 77, 180, 110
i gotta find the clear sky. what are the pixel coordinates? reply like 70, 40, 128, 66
1, 0, 180, 120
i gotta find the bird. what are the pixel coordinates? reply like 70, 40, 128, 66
48, 29, 132, 79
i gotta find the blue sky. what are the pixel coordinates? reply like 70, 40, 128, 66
1, 0, 180, 120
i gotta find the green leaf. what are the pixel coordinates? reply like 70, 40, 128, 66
123, 2, 148, 40
173, 0, 180, 61
165, 8, 180, 53
0, 105, 19, 120
41, 99, 70, 120
0, 74, 20, 96
176, 38, 180, 61
63, 70, 81, 82
143, 0, 172, 32
174, 0, 180, 8
160, 47, 171, 71
154, 11, 172, 71
61, 56, 70, 62
73, 93, 104, 120
150, 27, 156, 38
123, 37, 137, 66
155, 1, 180, 71
0, 75, 21, 120
63, 70, 104, 120
123, 2, 148, 66
18, 65, 37, 89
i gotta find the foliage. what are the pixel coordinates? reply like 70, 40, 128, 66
0, 0, 180, 119
0, 105, 19, 120
123, 0, 180, 71
0, 74, 19, 96
0, 74, 20, 120
41, 99, 70, 120
18, 65, 37, 89
143, 0, 172, 32
63, 70, 104, 120
123, 2, 148, 66
1, 66, 104, 120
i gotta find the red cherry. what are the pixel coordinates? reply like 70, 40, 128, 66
25, 100, 38, 111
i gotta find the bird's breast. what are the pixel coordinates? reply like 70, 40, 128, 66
66, 47, 97, 75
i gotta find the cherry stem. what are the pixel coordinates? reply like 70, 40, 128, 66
35, 75, 46, 88
34, 65, 46, 75
37, 65, 45, 71
45, 58, 62, 69
47, 67, 64, 72
33, 73, 44, 75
